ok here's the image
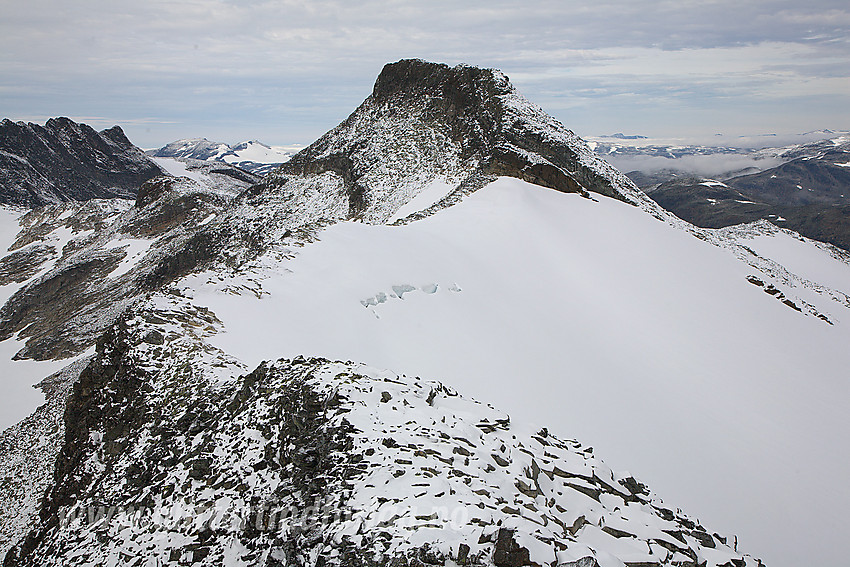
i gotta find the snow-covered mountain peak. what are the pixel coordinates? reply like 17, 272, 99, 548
270, 59, 646, 226
149, 139, 292, 176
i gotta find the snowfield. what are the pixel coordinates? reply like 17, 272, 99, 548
173, 177, 850, 567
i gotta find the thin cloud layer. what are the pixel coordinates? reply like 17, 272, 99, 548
607, 153, 786, 178
1, 1, 848, 146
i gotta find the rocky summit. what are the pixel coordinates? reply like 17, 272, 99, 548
273, 59, 647, 225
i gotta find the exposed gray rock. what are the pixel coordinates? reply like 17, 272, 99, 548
493, 529, 536, 567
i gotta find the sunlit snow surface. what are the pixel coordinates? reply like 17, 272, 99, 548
178, 178, 850, 567
103, 237, 154, 279
388, 178, 457, 222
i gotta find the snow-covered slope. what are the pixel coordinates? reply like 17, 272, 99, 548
7, 344, 758, 566
171, 177, 849, 567
2, 265, 760, 566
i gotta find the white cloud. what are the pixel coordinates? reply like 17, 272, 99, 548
1, 1, 847, 147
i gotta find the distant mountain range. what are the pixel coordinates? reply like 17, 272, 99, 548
147, 138, 292, 175
591, 134, 850, 251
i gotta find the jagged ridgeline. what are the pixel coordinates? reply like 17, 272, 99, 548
0, 118, 162, 207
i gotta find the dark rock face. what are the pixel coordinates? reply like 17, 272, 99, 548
559, 558, 599, 567
0, 244, 57, 285
0, 117, 162, 207
273, 59, 635, 225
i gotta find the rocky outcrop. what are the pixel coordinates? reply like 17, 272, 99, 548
493, 529, 536, 566
0, 117, 162, 207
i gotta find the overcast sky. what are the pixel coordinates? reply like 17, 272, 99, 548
2, 0, 848, 149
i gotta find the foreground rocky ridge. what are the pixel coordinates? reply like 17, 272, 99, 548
0, 118, 162, 207
4, 296, 760, 566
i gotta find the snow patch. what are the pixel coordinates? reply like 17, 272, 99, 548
103, 238, 154, 279
151, 157, 208, 184
389, 179, 457, 222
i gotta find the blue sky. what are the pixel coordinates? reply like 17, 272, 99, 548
2, 0, 848, 148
